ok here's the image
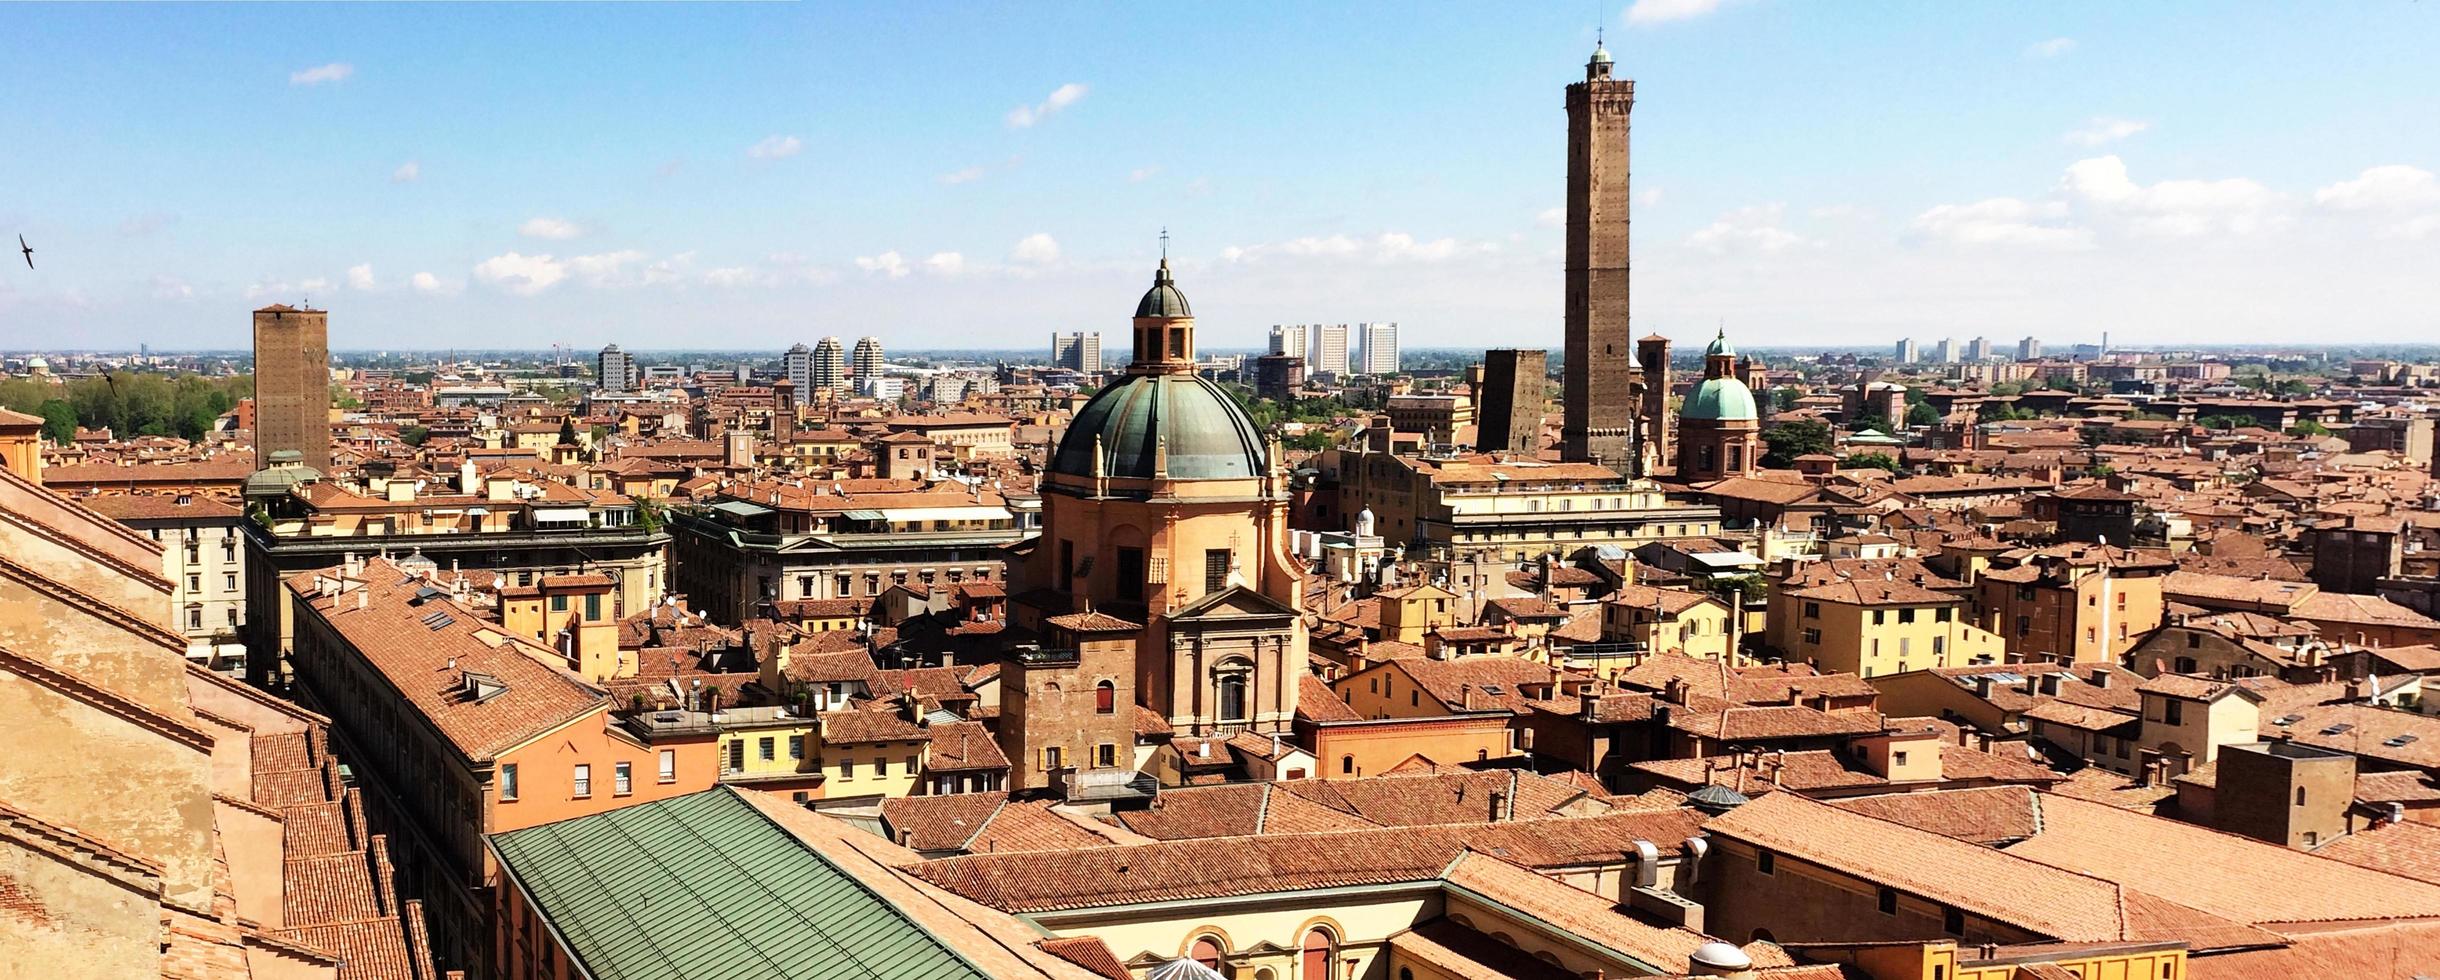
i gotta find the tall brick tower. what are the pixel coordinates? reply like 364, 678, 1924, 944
252, 304, 330, 470
1562, 40, 1639, 472
1638, 333, 1671, 468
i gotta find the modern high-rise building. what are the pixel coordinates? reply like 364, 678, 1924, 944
1476, 349, 1547, 454
1933, 338, 1957, 364
1966, 337, 1991, 362
1308, 323, 1350, 378
1267, 324, 1306, 359
1355, 322, 1400, 375
597, 343, 640, 393
811, 336, 848, 392
1894, 338, 1918, 364
851, 336, 885, 379
1562, 42, 1639, 470
2019, 336, 2043, 360
783, 342, 815, 392
253, 304, 330, 470
1051, 331, 1102, 373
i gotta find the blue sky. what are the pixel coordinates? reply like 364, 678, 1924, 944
2, 2, 2437, 353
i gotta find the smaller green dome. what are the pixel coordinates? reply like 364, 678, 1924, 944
1705, 328, 1735, 358
1683, 377, 1758, 422
1134, 259, 1191, 319
1591, 44, 1612, 65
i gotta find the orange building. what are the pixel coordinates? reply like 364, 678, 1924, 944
284, 556, 720, 963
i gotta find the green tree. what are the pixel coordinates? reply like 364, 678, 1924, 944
1904, 402, 1942, 427
1840, 452, 1901, 472
2198, 414, 2253, 430
1987, 381, 2025, 397
35, 400, 76, 444
1773, 387, 1802, 411
1903, 386, 1927, 406
1848, 412, 1892, 434
2275, 379, 2314, 398
1693, 572, 1769, 605
2289, 419, 2330, 437
2046, 377, 2081, 392
398, 425, 431, 447
1761, 420, 1833, 467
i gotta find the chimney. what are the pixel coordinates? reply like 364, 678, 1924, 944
2090, 668, 2112, 689
2038, 672, 2063, 696
1460, 683, 1475, 711
1973, 675, 1995, 699
1664, 677, 1690, 706
1579, 689, 1599, 721
1488, 788, 1507, 823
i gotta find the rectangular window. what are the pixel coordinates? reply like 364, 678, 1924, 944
500, 763, 519, 800
1097, 743, 1118, 768
727, 741, 745, 771
585, 594, 602, 620
1804, 602, 1820, 619
788, 735, 803, 760
798, 575, 815, 597
876, 755, 889, 777
572, 764, 592, 798
1757, 848, 1775, 875
658, 749, 676, 782
614, 762, 632, 795
1116, 547, 1145, 602
759, 737, 775, 761
224, 573, 237, 591
1204, 549, 1231, 593
1872, 610, 1886, 625
840, 759, 856, 779
1060, 540, 1075, 583
1894, 750, 1909, 766
1898, 608, 1917, 624
1936, 607, 1952, 623
551, 594, 567, 612
2163, 700, 2184, 725
188, 574, 201, 592
188, 608, 203, 629
1878, 887, 1899, 915
1802, 628, 1822, 645
1943, 906, 1964, 936
1043, 746, 1063, 770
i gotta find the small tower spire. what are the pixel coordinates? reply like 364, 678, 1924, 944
1159, 227, 1170, 263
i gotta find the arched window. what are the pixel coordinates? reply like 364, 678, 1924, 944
1301, 927, 1335, 979
2296, 786, 2307, 806
1094, 681, 1115, 714
1191, 936, 1225, 969
1218, 671, 1249, 723
1341, 755, 1355, 774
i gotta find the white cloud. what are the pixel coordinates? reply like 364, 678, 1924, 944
924, 252, 966, 276
1006, 82, 1089, 128
939, 165, 987, 185
1224, 231, 1492, 265
2314, 165, 2440, 211
149, 276, 193, 301
1909, 197, 2092, 249
1626, 0, 1721, 26
2026, 37, 2076, 58
2064, 116, 2149, 147
519, 217, 587, 240
409, 271, 454, 294
1638, 187, 1664, 207
346, 264, 376, 290
568, 250, 653, 287
855, 251, 910, 278
1010, 233, 1061, 264
2061, 155, 2279, 237
390, 161, 419, 183
289, 62, 354, 86
1685, 204, 1805, 254
747, 135, 804, 160
1809, 204, 1867, 220
1129, 166, 1161, 182
472, 252, 568, 295
1536, 207, 1565, 228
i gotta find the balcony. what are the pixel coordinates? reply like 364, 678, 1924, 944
1064, 768, 1157, 804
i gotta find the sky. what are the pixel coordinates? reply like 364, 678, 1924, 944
2, 2, 2438, 354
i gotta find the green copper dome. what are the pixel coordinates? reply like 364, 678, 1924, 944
1134, 259, 1192, 319
1050, 373, 1267, 480
1683, 377, 1759, 422
1705, 328, 1735, 358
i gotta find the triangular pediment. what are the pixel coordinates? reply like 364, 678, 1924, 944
1169, 584, 1298, 621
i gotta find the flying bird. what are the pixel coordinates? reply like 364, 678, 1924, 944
16, 235, 29, 270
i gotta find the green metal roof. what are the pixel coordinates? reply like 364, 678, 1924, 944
1049, 372, 1268, 480
1682, 377, 1758, 422
490, 788, 992, 980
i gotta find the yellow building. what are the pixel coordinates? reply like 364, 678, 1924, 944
499, 572, 628, 681
820, 705, 927, 803
1376, 584, 1459, 645
1776, 579, 2007, 678
1601, 583, 1737, 661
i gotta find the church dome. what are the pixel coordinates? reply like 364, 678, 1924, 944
1134, 259, 1192, 319
1705, 329, 1735, 358
1050, 373, 1267, 481
1683, 377, 1758, 422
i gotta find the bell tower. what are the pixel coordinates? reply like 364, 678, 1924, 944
1562, 38, 1641, 473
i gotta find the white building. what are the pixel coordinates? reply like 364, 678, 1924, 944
1932, 338, 1957, 364
1356, 322, 1400, 375
851, 336, 885, 379
596, 344, 639, 391
784, 342, 815, 392
1269, 324, 1306, 359
1051, 332, 1102, 373
856, 376, 905, 401
1893, 339, 1918, 365
811, 337, 848, 392
2019, 336, 2043, 360
1310, 323, 1350, 378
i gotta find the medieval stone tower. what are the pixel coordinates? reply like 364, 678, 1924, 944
1562, 40, 1642, 472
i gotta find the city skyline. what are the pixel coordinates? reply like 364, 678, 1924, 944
3, 4, 2438, 351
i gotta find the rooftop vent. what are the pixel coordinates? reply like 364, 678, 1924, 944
2271, 713, 2304, 726
419, 610, 456, 631
461, 671, 508, 702
2322, 723, 2355, 736
2385, 734, 2419, 747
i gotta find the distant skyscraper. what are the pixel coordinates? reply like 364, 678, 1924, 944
1309, 323, 1350, 378
1356, 322, 1400, 375
1894, 338, 1918, 364
597, 343, 639, 392
1966, 337, 1991, 362
1562, 42, 1638, 469
1268, 324, 1306, 359
1051, 332, 1102, 373
2018, 336, 2042, 360
254, 304, 330, 470
1477, 349, 1547, 454
851, 337, 885, 379
783, 342, 814, 392
811, 337, 848, 391
1933, 338, 1957, 364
